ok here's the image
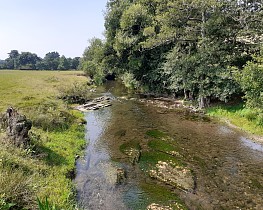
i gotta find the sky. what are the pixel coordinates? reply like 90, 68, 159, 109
0, 0, 108, 59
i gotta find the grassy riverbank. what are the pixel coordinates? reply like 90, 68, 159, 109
0, 70, 88, 209
207, 103, 263, 136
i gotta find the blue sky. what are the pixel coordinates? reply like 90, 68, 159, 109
0, 0, 108, 59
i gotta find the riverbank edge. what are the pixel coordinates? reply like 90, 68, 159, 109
206, 105, 263, 145
0, 71, 88, 209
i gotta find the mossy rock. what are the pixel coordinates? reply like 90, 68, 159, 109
120, 141, 141, 164
148, 139, 181, 156
146, 130, 166, 139
139, 151, 183, 172
142, 182, 187, 210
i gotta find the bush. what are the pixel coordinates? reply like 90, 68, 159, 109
58, 82, 91, 104
121, 72, 140, 90
240, 109, 258, 121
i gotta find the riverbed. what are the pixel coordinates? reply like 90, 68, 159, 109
75, 82, 263, 210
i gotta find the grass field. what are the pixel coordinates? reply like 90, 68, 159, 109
0, 70, 89, 209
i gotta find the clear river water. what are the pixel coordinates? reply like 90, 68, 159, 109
75, 82, 263, 210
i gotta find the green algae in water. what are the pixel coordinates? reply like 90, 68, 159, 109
140, 182, 188, 210
139, 151, 183, 172
146, 129, 167, 138
123, 181, 187, 210
119, 141, 141, 154
148, 139, 178, 153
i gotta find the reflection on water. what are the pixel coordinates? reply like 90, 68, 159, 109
75, 107, 127, 210
240, 136, 263, 153
75, 104, 151, 210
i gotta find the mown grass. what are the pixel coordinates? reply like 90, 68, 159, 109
207, 103, 263, 135
0, 70, 88, 209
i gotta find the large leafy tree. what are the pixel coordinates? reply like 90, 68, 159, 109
17, 52, 41, 70
102, 0, 262, 107
43, 52, 60, 70
236, 49, 263, 109
79, 38, 106, 84
58, 55, 70, 70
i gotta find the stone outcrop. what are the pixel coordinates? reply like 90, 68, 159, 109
76, 96, 112, 112
1, 107, 32, 147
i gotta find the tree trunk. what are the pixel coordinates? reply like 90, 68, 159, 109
198, 96, 210, 108
184, 89, 189, 100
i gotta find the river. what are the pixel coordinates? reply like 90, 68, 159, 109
75, 82, 263, 210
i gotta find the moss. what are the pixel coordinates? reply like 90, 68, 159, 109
140, 182, 187, 210
139, 151, 183, 172
148, 139, 178, 152
119, 141, 141, 154
146, 129, 166, 139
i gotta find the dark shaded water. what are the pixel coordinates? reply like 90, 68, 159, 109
75, 82, 263, 210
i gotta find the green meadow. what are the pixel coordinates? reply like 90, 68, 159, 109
0, 70, 88, 209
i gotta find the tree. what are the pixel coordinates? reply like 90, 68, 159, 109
79, 38, 106, 84
17, 52, 41, 70
58, 55, 70, 70
236, 50, 263, 109
92, 0, 263, 108
6, 50, 20, 69
71, 57, 80, 69
43, 52, 60, 70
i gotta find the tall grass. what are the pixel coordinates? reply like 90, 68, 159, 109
0, 70, 87, 209
207, 103, 263, 135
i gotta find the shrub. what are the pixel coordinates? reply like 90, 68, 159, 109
121, 72, 140, 90
58, 82, 91, 104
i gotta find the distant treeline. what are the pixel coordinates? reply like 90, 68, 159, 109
0, 50, 80, 70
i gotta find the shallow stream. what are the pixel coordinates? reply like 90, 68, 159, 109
75, 82, 263, 210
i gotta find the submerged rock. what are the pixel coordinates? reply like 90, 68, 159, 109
147, 203, 173, 210
120, 141, 141, 164
124, 148, 141, 165
116, 168, 126, 184
1, 107, 32, 147
147, 202, 185, 210
149, 161, 195, 192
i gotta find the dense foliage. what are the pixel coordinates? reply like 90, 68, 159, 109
236, 50, 263, 109
80, 0, 262, 108
0, 50, 80, 71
